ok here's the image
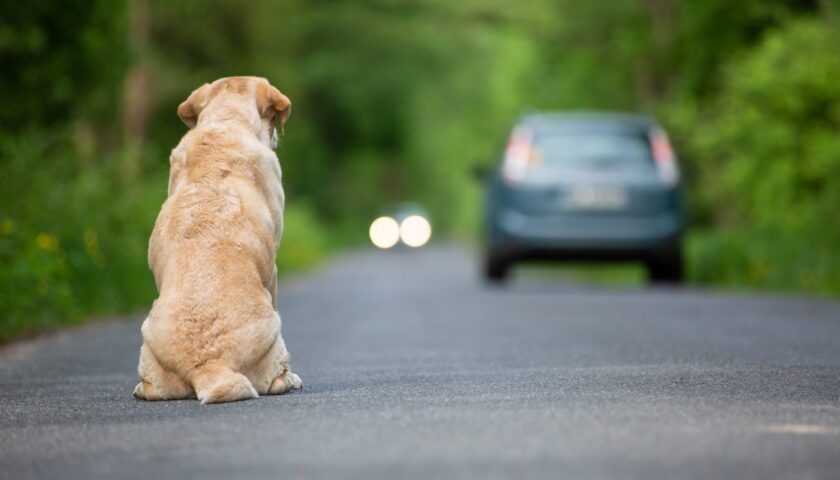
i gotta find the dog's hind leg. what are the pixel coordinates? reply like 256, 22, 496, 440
262, 331, 302, 395
245, 312, 303, 395
134, 343, 195, 401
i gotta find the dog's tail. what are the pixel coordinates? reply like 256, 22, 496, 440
191, 362, 258, 405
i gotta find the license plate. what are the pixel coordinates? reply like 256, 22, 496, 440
563, 185, 627, 210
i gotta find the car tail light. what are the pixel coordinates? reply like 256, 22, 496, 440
501, 126, 534, 184
649, 126, 679, 186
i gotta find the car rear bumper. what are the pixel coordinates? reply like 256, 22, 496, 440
489, 208, 682, 259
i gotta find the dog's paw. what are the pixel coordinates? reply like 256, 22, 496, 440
287, 371, 303, 390
133, 382, 147, 400
268, 371, 302, 395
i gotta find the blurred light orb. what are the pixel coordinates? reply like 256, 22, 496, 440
369, 216, 400, 249
399, 215, 432, 248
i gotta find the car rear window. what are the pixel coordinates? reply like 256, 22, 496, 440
532, 132, 654, 172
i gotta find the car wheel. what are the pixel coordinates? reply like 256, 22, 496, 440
646, 245, 684, 284
484, 252, 511, 283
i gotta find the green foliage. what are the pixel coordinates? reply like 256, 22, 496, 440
0, 0, 127, 130
688, 229, 840, 296
0, 131, 333, 341
688, 19, 840, 234
0, 130, 163, 341
277, 204, 330, 274
662, 18, 840, 294
669, 18, 840, 295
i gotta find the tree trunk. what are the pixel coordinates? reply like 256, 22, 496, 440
122, 0, 151, 180
817, 0, 836, 27
635, 0, 676, 105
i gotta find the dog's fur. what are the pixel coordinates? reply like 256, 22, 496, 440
134, 76, 301, 404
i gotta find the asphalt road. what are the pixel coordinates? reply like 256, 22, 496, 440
2, 245, 840, 480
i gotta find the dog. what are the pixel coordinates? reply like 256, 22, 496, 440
134, 76, 302, 404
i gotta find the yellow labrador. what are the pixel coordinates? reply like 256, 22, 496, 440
134, 76, 302, 404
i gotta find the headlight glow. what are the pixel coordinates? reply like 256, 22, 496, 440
369, 216, 400, 249
399, 215, 432, 248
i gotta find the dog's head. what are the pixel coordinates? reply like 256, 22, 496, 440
177, 76, 291, 149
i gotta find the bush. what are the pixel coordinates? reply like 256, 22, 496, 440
679, 18, 840, 234
664, 18, 840, 296
276, 203, 330, 274
687, 230, 840, 296
0, 130, 332, 341
0, 130, 164, 340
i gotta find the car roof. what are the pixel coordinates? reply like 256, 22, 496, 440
518, 112, 657, 135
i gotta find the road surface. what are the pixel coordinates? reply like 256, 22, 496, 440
1, 246, 840, 479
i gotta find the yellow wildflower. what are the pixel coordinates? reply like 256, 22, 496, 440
36, 233, 59, 252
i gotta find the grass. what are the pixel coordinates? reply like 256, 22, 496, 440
686, 229, 840, 297
514, 229, 840, 297
518, 263, 647, 287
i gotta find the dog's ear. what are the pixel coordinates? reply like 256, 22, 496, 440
257, 82, 291, 136
177, 83, 211, 129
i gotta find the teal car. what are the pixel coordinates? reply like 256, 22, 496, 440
481, 113, 684, 283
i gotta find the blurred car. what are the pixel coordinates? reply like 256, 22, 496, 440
369, 203, 433, 249
479, 112, 684, 283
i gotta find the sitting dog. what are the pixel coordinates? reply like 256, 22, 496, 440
134, 76, 302, 404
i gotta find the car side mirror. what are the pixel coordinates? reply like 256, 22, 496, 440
472, 165, 492, 182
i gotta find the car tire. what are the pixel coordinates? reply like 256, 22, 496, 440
484, 252, 511, 283
646, 244, 684, 284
